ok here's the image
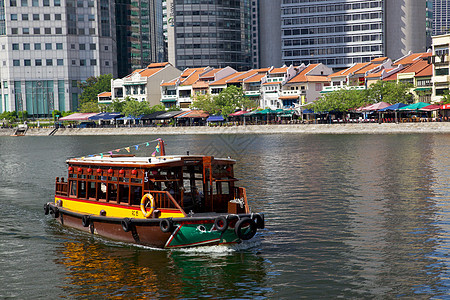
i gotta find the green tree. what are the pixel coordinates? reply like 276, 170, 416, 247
121, 97, 152, 116
79, 101, 101, 113
312, 88, 368, 113
191, 86, 257, 117
440, 91, 450, 104
367, 81, 413, 104
78, 74, 112, 106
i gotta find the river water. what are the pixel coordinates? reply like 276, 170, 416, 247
0, 134, 449, 299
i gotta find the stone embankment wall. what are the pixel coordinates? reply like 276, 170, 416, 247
1, 123, 450, 136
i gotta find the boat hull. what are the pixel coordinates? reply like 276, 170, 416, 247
45, 203, 263, 249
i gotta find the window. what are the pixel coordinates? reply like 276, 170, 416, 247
24, 59, 31, 66
33, 28, 40, 34
79, 44, 85, 50
55, 14, 61, 20
44, 14, 50, 20
45, 43, 51, 50
78, 15, 84, 21
11, 14, 17, 20
23, 28, 29, 34
80, 59, 85, 66
72, 60, 76, 65
34, 43, 41, 50
46, 59, 52, 66
90, 43, 96, 50
35, 59, 42, 66
78, 28, 85, 35
72, 80, 77, 87
21, 0, 27, 6
12, 44, 19, 50
43, 0, 49, 5
90, 59, 96, 66
89, 28, 95, 35
56, 43, 62, 49
13, 60, 20, 66
22, 14, 28, 20
23, 43, 30, 50
57, 59, 63, 65
11, 28, 18, 34
10, 0, 17, 6
54, 0, 60, 5
32, 0, 38, 6
88, 14, 95, 21
55, 28, 62, 34
44, 28, 51, 34
33, 14, 39, 20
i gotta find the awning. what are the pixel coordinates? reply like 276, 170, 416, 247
206, 115, 225, 122
88, 112, 123, 120
378, 103, 408, 111
161, 99, 177, 103
117, 115, 141, 120
414, 87, 432, 91
279, 95, 300, 100
140, 111, 166, 120
175, 110, 209, 119
399, 102, 431, 110
228, 110, 249, 117
361, 102, 391, 111
419, 104, 442, 111
59, 113, 99, 121
154, 111, 183, 120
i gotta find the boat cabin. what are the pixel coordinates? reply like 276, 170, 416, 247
55, 155, 249, 217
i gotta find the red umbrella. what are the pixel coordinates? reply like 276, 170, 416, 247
419, 104, 442, 111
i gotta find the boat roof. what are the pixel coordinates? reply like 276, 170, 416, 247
67, 155, 236, 167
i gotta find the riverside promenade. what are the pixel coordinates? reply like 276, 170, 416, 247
1, 122, 450, 136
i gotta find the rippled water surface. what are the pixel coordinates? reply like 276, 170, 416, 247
0, 134, 449, 299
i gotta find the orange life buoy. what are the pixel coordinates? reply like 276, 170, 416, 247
140, 193, 155, 218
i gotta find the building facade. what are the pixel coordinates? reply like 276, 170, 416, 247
0, 0, 117, 116
432, 0, 450, 36
281, 0, 426, 70
115, 0, 165, 78
165, 0, 252, 71
431, 34, 450, 103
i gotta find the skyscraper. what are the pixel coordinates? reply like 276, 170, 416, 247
115, 0, 165, 77
280, 0, 426, 70
0, 0, 116, 115
432, 0, 450, 35
165, 0, 252, 71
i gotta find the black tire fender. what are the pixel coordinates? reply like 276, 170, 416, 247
160, 218, 174, 233
252, 213, 265, 229
235, 217, 257, 240
214, 216, 228, 232
82, 215, 90, 227
44, 203, 50, 215
121, 218, 132, 232
52, 207, 59, 219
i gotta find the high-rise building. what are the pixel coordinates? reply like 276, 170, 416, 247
432, 0, 450, 35
281, 0, 426, 70
165, 0, 252, 71
115, 0, 165, 77
257, 0, 282, 68
0, 0, 116, 115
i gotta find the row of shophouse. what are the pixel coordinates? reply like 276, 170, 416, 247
98, 34, 450, 111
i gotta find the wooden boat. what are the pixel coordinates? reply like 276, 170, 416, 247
44, 139, 264, 248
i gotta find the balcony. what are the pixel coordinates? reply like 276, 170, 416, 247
321, 85, 366, 93
244, 90, 260, 97
161, 94, 177, 101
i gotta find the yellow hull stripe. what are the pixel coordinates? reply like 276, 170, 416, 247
54, 196, 185, 219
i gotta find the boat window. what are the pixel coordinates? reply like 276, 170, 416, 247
69, 180, 77, 196
89, 175, 96, 180
79, 174, 87, 179
118, 184, 129, 204
97, 182, 106, 200
107, 183, 117, 202
69, 174, 77, 178
121, 177, 129, 183
130, 186, 142, 205
110, 177, 118, 182
78, 181, 87, 198
87, 181, 96, 199
131, 178, 142, 183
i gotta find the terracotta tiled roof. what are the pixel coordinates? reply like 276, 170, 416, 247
383, 73, 398, 81
288, 64, 318, 83
329, 63, 371, 78
199, 68, 222, 79
393, 52, 431, 66
371, 57, 388, 62
181, 71, 201, 86
147, 62, 170, 68
227, 70, 258, 83
161, 78, 178, 86
192, 81, 209, 89
139, 68, 163, 77
365, 71, 384, 79
244, 73, 266, 83
209, 72, 246, 86
415, 64, 432, 77
269, 67, 288, 74
401, 59, 430, 74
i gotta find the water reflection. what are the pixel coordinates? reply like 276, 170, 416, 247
54, 232, 268, 299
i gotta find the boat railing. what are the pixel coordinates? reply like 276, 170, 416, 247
233, 187, 250, 214
55, 177, 69, 196
147, 190, 187, 216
